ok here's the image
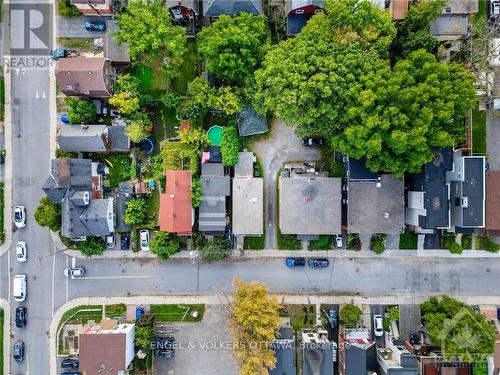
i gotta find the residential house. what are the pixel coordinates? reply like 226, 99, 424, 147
270, 320, 296, 375
279, 162, 341, 238
406, 343, 474, 375
203, 0, 261, 19
377, 339, 418, 375
346, 158, 404, 234
70, 0, 112, 16
115, 181, 132, 232
233, 152, 263, 240
42, 158, 114, 238
338, 326, 377, 375
57, 125, 130, 153
445, 151, 485, 232
56, 57, 115, 98
166, 0, 198, 35
301, 328, 336, 375
199, 163, 230, 235
285, 0, 324, 36
159, 170, 193, 236
79, 320, 135, 375
406, 149, 453, 233
104, 20, 131, 65
485, 171, 500, 235
430, 0, 478, 41
237, 106, 268, 137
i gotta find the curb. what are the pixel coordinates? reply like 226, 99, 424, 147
1, 299, 11, 375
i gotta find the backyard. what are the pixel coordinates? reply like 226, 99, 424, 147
150, 304, 205, 322
91, 154, 132, 189
472, 107, 486, 155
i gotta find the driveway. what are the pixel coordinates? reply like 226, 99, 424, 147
155, 305, 238, 375
487, 111, 500, 170
57, 16, 106, 38
252, 119, 321, 248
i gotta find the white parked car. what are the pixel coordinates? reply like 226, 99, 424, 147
13, 274, 27, 302
373, 314, 384, 337
15, 241, 27, 262
335, 234, 343, 248
14, 206, 26, 228
140, 229, 150, 251
106, 234, 115, 249
64, 267, 85, 278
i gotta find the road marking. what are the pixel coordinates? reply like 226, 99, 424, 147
35, 91, 39, 98
71, 257, 75, 268
42, 91, 46, 98
79, 275, 152, 280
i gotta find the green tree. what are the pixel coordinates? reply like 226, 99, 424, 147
198, 13, 268, 82
191, 177, 202, 208
115, 0, 187, 76
482, 237, 500, 253
150, 231, 181, 260
199, 237, 231, 262
124, 198, 147, 225
125, 113, 151, 143
109, 74, 141, 115
231, 278, 281, 375
34, 196, 61, 232
74, 237, 107, 257
331, 50, 476, 175
421, 296, 495, 361
221, 126, 240, 167
135, 326, 155, 351
209, 86, 243, 116
340, 304, 362, 326
67, 98, 96, 124
387, 306, 399, 321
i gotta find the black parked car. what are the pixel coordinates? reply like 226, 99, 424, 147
301, 137, 325, 147
61, 357, 79, 369
15, 307, 26, 328
308, 258, 329, 268
13, 341, 24, 362
120, 234, 130, 250
155, 349, 175, 359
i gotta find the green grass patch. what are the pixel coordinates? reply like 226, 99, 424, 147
399, 230, 417, 250
462, 234, 472, 250
0, 77, 4, 121
474, 0, 487, 22
94, 154, 131, 188
243, 235, 265, 250
320, 147, 344, 177
279, 304, 316, 332
57, 0, 80, 16
145, 185, 160, 227
173, 39, 197, 95
0, 308, 4, 375
0, 182, 4, 243
309, 235, 332, 250
105, 304, 126, 318
59, 305, 102, 329
473, 361, 488, 375
150, 104, 179, 152
57, 37, 96, 50
277, 228, 301, 250
472, 107, 486, 155
134, 57, 170, 94
150, 304, 205, 322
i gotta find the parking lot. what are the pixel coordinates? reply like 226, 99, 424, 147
154, 305, 238, 375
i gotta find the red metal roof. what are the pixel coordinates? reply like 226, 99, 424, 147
159, 170, 192, 235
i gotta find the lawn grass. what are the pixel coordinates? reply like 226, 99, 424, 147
462, 234, 472, 250
57, 37, 96, 50
399, 230, 417, 250
105, 304, 126, 318
0, 77, 4, 121
0, 308, 3, 375
320, 147, 344, 177
145, 184, 159, 227
279, 304, 316, 332
150, 104, 179, 153
474, 0, 487, 22
472, 107, 486, 155
243, 235, 265, 250
94, 154, 131, 188
135, 57, 170, 94
59, 305, 103, 329
173, 39, 197, 95
0, 182, 4, 243
150, 304, 205, 322
309, 235, 333, 250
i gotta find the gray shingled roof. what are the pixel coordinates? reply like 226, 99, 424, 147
79, 198, 114, 236
238, 107, 268, 137
107, 126, 130, 152
104, 20, 130, 64
58, 125, 108, 152
199, 163, 230, 234
203, 0, 262, 16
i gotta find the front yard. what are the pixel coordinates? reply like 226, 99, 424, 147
399, 230, 418, 250
279, 304, 317, 332
150, 304, 205, 322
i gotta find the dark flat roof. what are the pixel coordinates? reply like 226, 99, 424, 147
462, 157, 484, 227
346, 157, 381, 181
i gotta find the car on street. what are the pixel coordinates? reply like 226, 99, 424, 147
14, 206, 26, 228
373, 314, 384, 337
301, 137, 325, 147
13, 274, 27, 302
15, 307, 27, 328
64, 267, 85, 278
155, 349, 175, 358
140, 229, 150, 251
85, 21, 106, 32
106, 234, 115, 249
490, 0, 500, 18
286, 257, 306, 267
335, 234, 342, 248
61, 357, 79, 369
326, 309, 337, 329
13, 341, 25, 362
50, 49, 77, 59
120, 234, 130, 250
16, 241, 27, 262
307, 258, 329, 268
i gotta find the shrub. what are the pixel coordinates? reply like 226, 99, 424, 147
150, 232, 181, 260
67, 98, 96, 124
221, 126, 240, 166
370, 234, 386, 254
34, 196, 61, 232
57, 0, 80, 17
347, 233, 361, 251
64, 237, 106, 257
124, 198, 147, 225
340, 304, 362, 326
199, 237, 231, 262
449, 242, 463, 254
483, 237, 500, 253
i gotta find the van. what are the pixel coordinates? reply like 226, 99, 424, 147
13, 274, 27, 302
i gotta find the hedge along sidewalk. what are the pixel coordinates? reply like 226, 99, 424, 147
0, 299, 10, 375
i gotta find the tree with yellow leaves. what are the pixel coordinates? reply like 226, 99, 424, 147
230, 278, 281, 375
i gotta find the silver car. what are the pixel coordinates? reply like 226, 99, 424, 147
64, 267, 85, 279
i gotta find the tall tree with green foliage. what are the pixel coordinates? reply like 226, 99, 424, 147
67, 98, 96, 124
34, 196, 61, 232
190, 177, 202, 208
331, 50, 476, 175
115, 0, 187, 77
200, 237, 231, 262
340, 304, 363, 326
124, 198, 147, 225
109, 74, 141, 115
198, 13, 268, 83
125, 112, 151, 143
135, 326, 155, 351
150, 231, 181, 260
421, 296, 495, 361
221, 126, 240, 167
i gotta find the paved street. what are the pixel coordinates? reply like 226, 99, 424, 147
252, 119, 321, 248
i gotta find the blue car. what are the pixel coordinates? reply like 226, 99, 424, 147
136, 306, 145, 321
286, 257, 305, 267
308, 258, 329, 268
85, 21, 106, 32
